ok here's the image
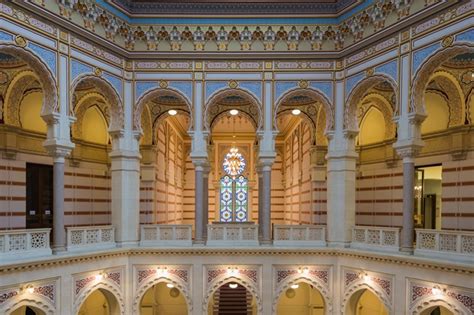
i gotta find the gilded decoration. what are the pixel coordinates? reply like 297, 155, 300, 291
429, 70, 465, 127
14, 35, 27, 48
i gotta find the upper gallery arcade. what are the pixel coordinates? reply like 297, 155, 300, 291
0, 0, 473, 315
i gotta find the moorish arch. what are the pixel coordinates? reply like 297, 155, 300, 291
274, 87, 334, 142
344, 74, 398, 131
343, 282, 392, 315
2, 294, 55, 315
272, 275, 332, 314
411, 43, 474, 115
133, 273, 192, 313
410, 295, 470, 315
71, 74, 124, 132
74, 282, 124, 315
3, 70, 41, 128
71, 92, 110, 142
204, 275, 262, 314
357, 92, 396, 145
0, 43, 58, 116
133, 87, 193, 134
204, 88, 263, 132
427, 70, 465, 127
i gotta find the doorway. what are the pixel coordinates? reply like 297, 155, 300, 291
26, 163, 53, 238
414, 165, 442, 230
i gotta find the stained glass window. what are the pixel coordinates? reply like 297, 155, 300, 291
219, 147, 248, 222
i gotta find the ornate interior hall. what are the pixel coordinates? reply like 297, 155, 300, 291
0, 0, 473, 314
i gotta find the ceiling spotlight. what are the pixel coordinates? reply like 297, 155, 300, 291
291, 109, 301, 116
26, 287, 34, 294
168, 109, 177, 116
229, 283, 238, 289
290, 284, 299, 289
229, 109, 239, 116
166, 283, 174, 289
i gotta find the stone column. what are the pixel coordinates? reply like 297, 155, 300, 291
396, 145, 422, 253
202, 166, 210, 241
256, 165, 263, 239
192, 159, 208, 244
110, 142, 141, 247
259, 159, 274, 244
326, 131, 358, 248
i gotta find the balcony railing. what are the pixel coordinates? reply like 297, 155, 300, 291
0, 228, 51, 261
66, 225, 115, 252
415, 229, 474, 261
273, 225, 326, 246
207, 223, 259, 246
140, 224, 192, 247
351, 226, 400, 252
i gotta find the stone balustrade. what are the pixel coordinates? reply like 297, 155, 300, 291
207, 223, 259, 246
66, 225, 115, 252
140, 224, 193, 247
273, 225, 326, 246
0, 228, 51, 261
351, 226, 401, 252
415, 229, 474, 262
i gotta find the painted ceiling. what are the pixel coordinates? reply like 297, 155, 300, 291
108, 0, 359, 16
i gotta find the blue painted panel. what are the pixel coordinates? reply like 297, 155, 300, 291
375, 59, 398, 82
103, 72, 123, 95
136, 81, 158, 100
412, 42, 441, 75
239, 81, 262, 102
28, 42, 57, 76
309, 81, 333, 101
169, 81, 193, 103
275, 81, 298, 101
345, 72, 365, 98
205, 81, 228, 101
0, 30, 13, 42
71, 60, 93, 82
455, 28, 474, 43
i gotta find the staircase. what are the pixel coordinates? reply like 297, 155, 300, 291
213, 283, 253, 315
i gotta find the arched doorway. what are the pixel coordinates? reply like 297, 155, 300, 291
139, 282, 187, 315
77, 288, 121, 315
420, 305, 454, 315
10, 306, 45, 315
208, 282, 257, 315
276, 282, 325, 314
345, 288, 389, 315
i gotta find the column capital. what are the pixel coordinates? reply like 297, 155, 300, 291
394, 141, 424, 162
43, 140, 74, 162
258, 156, 275, 171
407, 111, 427, 125
191, 157, 209, 171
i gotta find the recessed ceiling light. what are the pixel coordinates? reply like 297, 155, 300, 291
168, 109, 177, 116
166, 283, 174, 288
229, 109, 239, 116
291, 109, 301, 116
229, 283, 238, 289
290, 284, 299, 289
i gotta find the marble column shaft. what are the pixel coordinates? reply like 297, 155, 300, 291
202, 168, 209, 241
401, 158, 415, 253
257, 170, 263, 240
52, 158, 65, 252
260, 165, 272, 244
194, 167, 204, 243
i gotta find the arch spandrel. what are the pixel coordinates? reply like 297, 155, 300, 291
0, 44, 58, 117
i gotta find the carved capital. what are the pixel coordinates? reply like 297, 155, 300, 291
394, 143, 423, 162
43, 141, 74, 162
407, 112, 427, 125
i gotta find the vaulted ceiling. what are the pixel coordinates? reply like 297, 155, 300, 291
108, 0, 359, 15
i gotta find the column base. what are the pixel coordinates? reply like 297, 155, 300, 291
400, 246, 414, 255
52, 246, 66, 254
327, 241, 351, 248
259, 240, 273, 246
116, 241, 139, 248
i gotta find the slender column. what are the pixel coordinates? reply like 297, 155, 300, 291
257, 165, 263, 239
192, 159, 208, 244
202, 166, 210, 241
52, 158, 65, 251
259, 159, 274, 244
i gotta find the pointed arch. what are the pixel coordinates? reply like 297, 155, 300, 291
134, 87, 192, 133
345, 74, 398, 131
133, 274, 192, 313
358, 93, 396, 141
204, 275, 262, 314
2, 295, 55, 315
72, 92, 110, 141
74, 282, 124, 315
411, 43, 474, 115
204, 88, 263, 132
410, 296, 470, 315
273, 275, 332, 314
3, 70, 39, 127
343, 282, 392, 315
0, 43, 58, 116
274, 87, 334, 135
429, 70, 465, 126
71, 74, 124, 132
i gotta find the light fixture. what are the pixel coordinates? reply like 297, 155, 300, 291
156, 267, 168, 276
432, 286, 443, 296
166, 283, 174, 289
229, 109, 239, 116
363, 273, 370, 282
26, 286, 34, 294
95, 274, 103, 281
298, 267, 309, 274
291, 109, 301, 116
227, 267, 239, 276
168, 109, 177, 116
290, 284, 299, 289
229, 283, 238, 289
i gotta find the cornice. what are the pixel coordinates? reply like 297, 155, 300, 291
0, 247, 472, 275
10, 0, 456, 60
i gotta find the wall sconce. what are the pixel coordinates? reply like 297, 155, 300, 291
26, 286, 34, 294
227, 267, 239, 276
290, 283, 299, 289
432, 285, 445, 296
95, 273, 104, 281
297, 267, 309, 275
229, 283, 238, 289
166, 283, 174, 288
156, 267, 168, 276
